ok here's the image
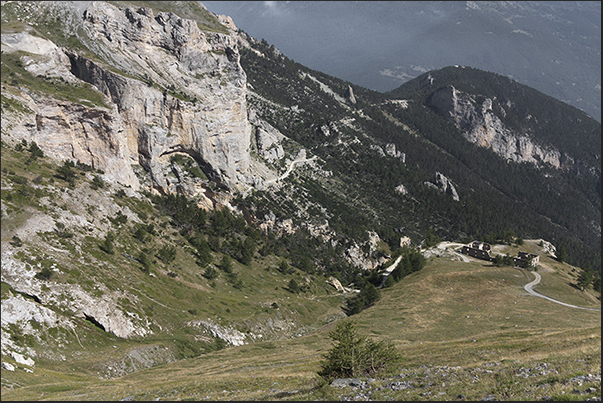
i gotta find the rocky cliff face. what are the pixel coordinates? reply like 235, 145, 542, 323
424, 172, 460, 201
428, 85, 585, 174
2, 248, 151, 340
0, 0, 258, 364
2, 1, 253, 193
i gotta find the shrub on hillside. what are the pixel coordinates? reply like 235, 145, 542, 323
318, 320, 400, 381
137, 251, 152, 273
99, 232, 115, 254
286, 278, 301, 293
492, 254, 515, 267
219, 255, 233, 273
91, 175, 105, 190
156, 245, 177, 264
202, 266, 219, 280
109, 210, 128, 226
54, 160, 77, 187
10, 235, 23, 247
27, 141, 44, 160
34, 267, 53, 281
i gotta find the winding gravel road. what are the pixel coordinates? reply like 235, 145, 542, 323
524, 270, 600, 311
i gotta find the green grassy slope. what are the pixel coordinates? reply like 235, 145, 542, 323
2, 238, 599, 401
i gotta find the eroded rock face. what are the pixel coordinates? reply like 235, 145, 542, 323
1, 248, 151, 339
33, 97, 139, 188
344, 231, 387, 270
188, 319, 247, 346
1, 1, 253, 192
424, 172, 459, 201
435, 172, 459, 202
249, 108, 285, 162
79, 2, 252, 190
429, 85, 571, 170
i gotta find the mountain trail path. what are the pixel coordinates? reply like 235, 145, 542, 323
264, 155, 317, 185
241, 155, 317, 198
524, 270, 600, 311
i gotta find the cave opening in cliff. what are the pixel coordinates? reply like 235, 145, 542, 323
84, 314, 107, 333
160, 148, 227, 189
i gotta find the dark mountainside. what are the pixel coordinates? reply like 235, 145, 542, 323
0, 1, 600, 400
237, 37, 601, 273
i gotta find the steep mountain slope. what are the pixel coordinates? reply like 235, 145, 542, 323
0, 1, 600, 399
0, 0, 360, 382
2, 239, 600, 400
384, 66, 601, 254
235, 34, 601, 272
2, 0, 254, 191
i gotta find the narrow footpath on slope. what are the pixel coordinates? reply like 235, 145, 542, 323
524, 270, 601, 311
264, 156, 317, 185
241, 155, 317, 198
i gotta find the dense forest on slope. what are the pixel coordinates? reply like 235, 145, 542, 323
238, 36, 601, 273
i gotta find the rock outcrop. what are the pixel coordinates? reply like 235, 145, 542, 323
395, 184, 409, 195
188, 319, 247, 346
1, 1, 254, 193
428, 85, 578, 172
385, 143, 406, 163
1, 248, 151, 339
344, 231, 388, 270
249, 108, 285, 162
348, 85, 357, 104
424, 172, 459, 201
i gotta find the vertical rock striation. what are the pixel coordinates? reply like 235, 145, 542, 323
2, 1, 253, 193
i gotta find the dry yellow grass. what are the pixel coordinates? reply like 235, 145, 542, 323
2, 240, 599, 401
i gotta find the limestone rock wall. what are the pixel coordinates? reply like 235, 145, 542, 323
1, 248, 151, 339
428, 85, 579, 172
1, 1, 253, 193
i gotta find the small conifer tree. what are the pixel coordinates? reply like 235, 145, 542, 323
318, 320, 399, 381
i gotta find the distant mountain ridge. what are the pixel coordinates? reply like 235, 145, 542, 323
389, 66, 601, 175
236, 36, 600, 270
202, 0, 601, 122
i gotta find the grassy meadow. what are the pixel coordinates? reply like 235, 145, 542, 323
2, 238, 599, 401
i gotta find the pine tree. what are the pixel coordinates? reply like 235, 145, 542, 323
317, 320, 399, 381
557, 246, 567, 263
577, 265, 593, 291
202, 266, 219, 280
219, 255, 233, 273
287, 278, 300, 293
99, 232, 115, 254
55, 160, 77, 186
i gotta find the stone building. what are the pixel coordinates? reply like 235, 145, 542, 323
514, 251, 539, 268
460, 241, 493, 261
